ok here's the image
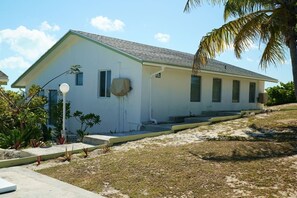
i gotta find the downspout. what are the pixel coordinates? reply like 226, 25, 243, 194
149, 66, 165, 124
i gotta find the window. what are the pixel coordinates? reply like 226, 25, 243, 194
212, 78, 222, 102
75, 72, 83, 86
99, 70, 111, 97
232, 80, 240, 103
249, 82, 256, 103
48, 90, 58, 125
190, 75, 201, 102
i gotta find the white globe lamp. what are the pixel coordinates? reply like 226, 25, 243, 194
59, 83, 70, 141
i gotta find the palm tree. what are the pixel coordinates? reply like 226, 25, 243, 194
184, 0, 297, 98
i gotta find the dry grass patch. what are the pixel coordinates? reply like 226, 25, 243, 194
38, 141, 297, 197
250, 104, 297, 130
37, 104, 297, 197
245, 104, 297, 142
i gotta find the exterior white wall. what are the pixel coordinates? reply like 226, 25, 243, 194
141, 65, 265, 122
26, 36, 143, 134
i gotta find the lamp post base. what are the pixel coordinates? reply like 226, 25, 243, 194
61, 130, 67, 142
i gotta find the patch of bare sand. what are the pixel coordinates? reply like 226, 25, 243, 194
99, 182, 129, 198
113, 118, 253, 152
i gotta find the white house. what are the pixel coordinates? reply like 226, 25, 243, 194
0, 71, 8, 85
12, 30, 277, 134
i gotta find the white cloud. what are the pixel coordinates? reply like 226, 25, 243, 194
0, 56, 30, 69
90, 16, 125, 31
154, 33, 170, 43
0, 25, 57, 61
40, 21, 60, 32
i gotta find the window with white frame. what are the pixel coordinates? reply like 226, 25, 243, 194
98, 70, 111, 97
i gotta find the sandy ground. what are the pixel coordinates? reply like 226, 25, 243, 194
23, 104, 297, 197
25, 112, 264, 171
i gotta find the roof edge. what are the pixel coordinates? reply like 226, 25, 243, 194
12, 30, 144, 88
11, 30, 74, 88
70, 30, 143, 63
143, 61, 278, 83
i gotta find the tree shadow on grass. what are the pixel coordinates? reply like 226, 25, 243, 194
189, 141, 297, 162
247, 123, 297, 142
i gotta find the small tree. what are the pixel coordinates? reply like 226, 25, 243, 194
73, 111, 101, 141
0, 85, 47, 149
0, 65, 81, 149
51, 100, 71, 133
266, 81, 296, 106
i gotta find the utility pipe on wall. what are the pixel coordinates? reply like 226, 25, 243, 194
149, 66, 165, 124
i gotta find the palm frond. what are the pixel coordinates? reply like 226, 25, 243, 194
224, 0, 274, 21
234, 12, 269, 58
259, 31, 286, 69
184, 0, 201, 12
184, 0, 225, 12
265, 6, 292, 45
193, 16, 251, 72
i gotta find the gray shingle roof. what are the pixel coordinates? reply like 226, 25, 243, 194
72, 30, 277, 82
0, 71, 8, 79
0, 70, 8, 85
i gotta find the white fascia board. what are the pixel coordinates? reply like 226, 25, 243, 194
142, 62, 278, 83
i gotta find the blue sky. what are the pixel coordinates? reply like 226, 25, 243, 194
0, 0, 292, 89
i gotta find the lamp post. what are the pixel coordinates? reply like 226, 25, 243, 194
59, 83, 70, 141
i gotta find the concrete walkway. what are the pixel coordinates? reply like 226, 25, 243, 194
0, 166, 104, 198
23, 142, 96, 156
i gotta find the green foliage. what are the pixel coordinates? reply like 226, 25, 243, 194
73, 111, 101, 141
184, 0, 296, 69
41, 124, 52, 142
0, 65, 82, 149
184, 0, 297, 100
0, 85, 47, 149
266, 81, 296, 106
51, 99, 71, 133
0, 129, 23, 149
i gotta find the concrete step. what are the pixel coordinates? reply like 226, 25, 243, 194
141, 124, 172, 132
83, 135, 116, 145
169, 116, 187, 123
0, 178, 17, 194
184, 116, 211, 123
201, 111, 241, 116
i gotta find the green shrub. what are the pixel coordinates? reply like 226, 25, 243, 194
0, 85, 47, 149
266, 81, 296, 106
51, 100, 71, 134
0, 129, 23, 149
73, 111, 101, 141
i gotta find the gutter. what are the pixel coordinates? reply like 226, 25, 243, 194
149, 66, 165, 124
143, 62, 278, 83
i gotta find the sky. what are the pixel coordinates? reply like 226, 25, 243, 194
0, 0, 293, 89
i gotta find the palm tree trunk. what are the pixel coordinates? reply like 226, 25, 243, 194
288, 37, 297, 99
